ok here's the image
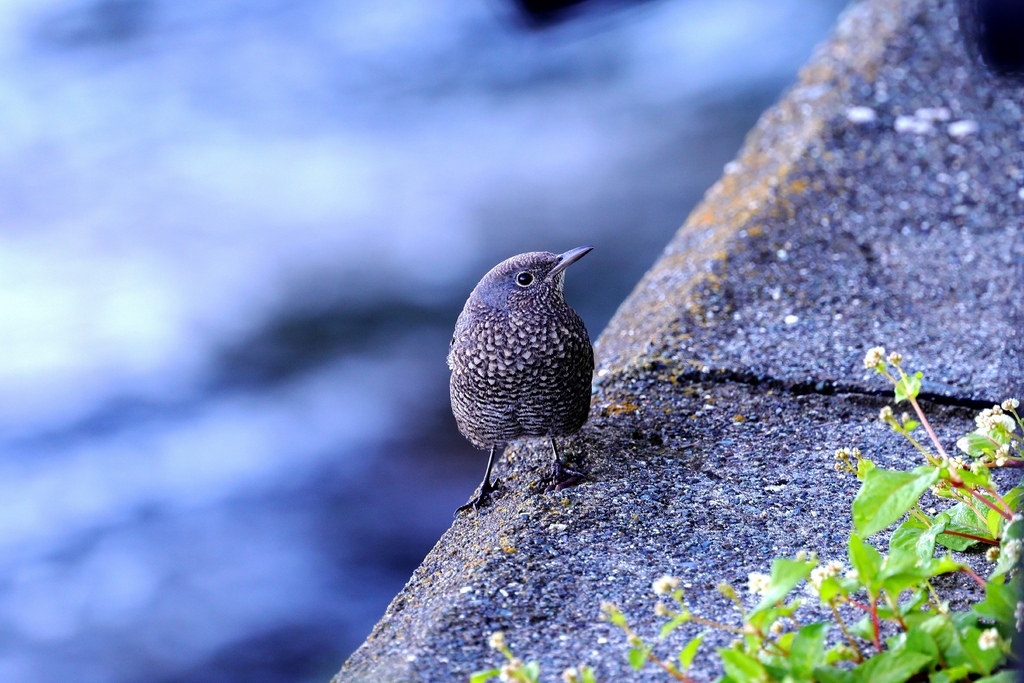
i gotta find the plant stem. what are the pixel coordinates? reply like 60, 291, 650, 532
982, 487, 1014, 518
909, 506, 931, 526
868, 595, 882, 653
830, 603, 865, 662
846, 598, 882, 652
941, 529, 998, 545
908, 396, 948, 461
646, 652, 691, 682
960, 565, 987, 589
686, 614, 745, 635
884, 593, 908, 631
967, 487, 1013, 521
902, 432, 939, 464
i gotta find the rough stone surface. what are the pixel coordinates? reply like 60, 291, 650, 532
335, 0, 1023, 680
598, 0, 1023, 404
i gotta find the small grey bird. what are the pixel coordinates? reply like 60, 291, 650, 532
448, 246, 594, 513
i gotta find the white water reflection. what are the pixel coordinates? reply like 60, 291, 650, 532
0, 0, 847, 680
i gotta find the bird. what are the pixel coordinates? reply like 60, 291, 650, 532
448, 246, 595, 513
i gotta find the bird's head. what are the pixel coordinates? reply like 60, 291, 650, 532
472, 246, 593, 313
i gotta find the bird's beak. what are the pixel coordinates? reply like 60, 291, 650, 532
546, 246, 594, 280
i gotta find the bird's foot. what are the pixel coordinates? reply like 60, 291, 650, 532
454, 479, 500, 516
545, 460, 585, 492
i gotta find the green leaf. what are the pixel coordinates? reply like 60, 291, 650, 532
974, 671, 1018, 683
761, 663, 790, 682
849, 613, 875, 641
1003, 485, 1024, 513
719, 649, 768, 682
922, 612, 1004, 674
954, 466, 993, 489
991, 538, 1020, 580
972, 577, 1017, 627
915, 518, 948, 560
919, 554, 963, 577
956, 432, 997, 457
890, 516, 929, 560
659, 613, 688, 639
852, 650, 931, 683
897, 589, 931, 619
894, 371, 923, 402
879, 537, 956, 591
900, 627, 939, 661
603, 604, 627, 628
678, 632, 706, 671
937, 532, 987, 552
920, 613, 962, 663
789, 622, 829, 678
853, 466, 939, 537
752, 557, 813, 613
932, 665, 973, 682
812, 666, 854, 683
469, 668, 500, 683
986, 506, 1004, 539
774, 630, 795, 652
960, 626, 1004, 676
816, 575, 848, 603
857, 457, 876, 480
627, 646, 648, 671
748, 601, 803, 635
523, 661, 540, 682
936, 503, 991, 550
886, 521, 931, 575
848, 534, 884, 588
1005, 511, 1024, 539
880, 566, 934, 596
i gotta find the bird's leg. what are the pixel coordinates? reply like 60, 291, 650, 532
546, 437, 585, 492
455, 445, 500, 515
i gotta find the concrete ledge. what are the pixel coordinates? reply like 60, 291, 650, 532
598, 0, 1022, 403
335, 0, 1024, 679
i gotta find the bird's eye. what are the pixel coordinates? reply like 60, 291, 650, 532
515, 272, 534, 287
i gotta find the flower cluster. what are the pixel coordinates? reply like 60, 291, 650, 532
1002, 539, 1022, 566
863, 346, 886, 370
808, 560, 844, 591
977, 628, 1001, 651
834, 447, 863, 473
747, 572, 771, 596
651, 575, 680, 595
975, 405, 1017, 435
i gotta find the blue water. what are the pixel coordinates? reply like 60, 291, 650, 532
0, 0, 846, 680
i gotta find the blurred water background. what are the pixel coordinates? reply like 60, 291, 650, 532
0, 0, 847, 681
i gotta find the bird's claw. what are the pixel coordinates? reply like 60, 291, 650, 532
545, 460, 585, 492
454, 479, 500, 516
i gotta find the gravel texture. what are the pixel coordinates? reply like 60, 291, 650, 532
335, 0, 1023, 680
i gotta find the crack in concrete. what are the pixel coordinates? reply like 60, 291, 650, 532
601, 358, 998, 411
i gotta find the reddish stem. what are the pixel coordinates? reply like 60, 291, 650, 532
941, 530, 998, 546
960, 566, 987, 589
967, 487, 1013, 521
649, 654, 691, 682
908, 395, 948, 461
869, 596, 882, 653
848, 597, 883, 652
